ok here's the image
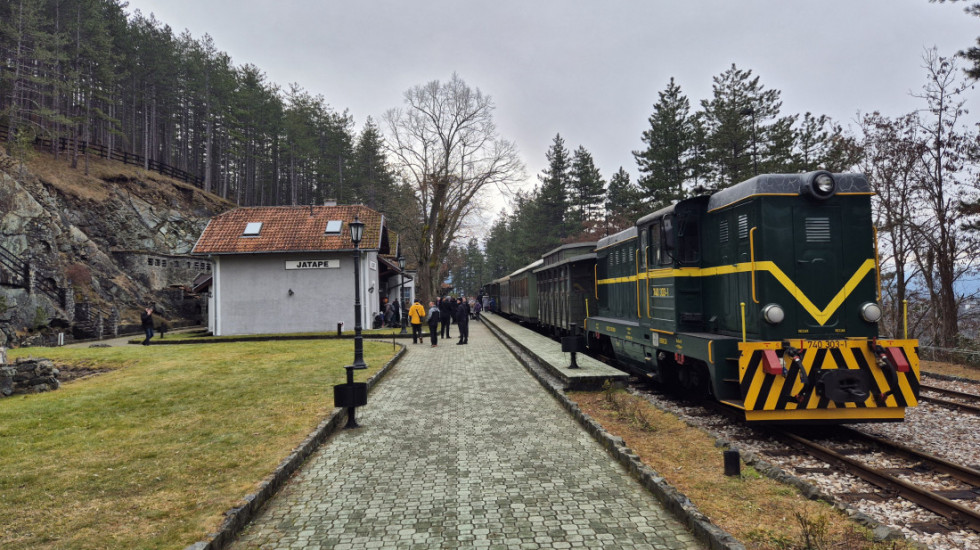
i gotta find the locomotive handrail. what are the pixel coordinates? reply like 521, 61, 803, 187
635, 256, 641, 318
645, 246, 651, 318
593, 265, 598, 299
873, 227, 882, 302
750, 227, 759, 304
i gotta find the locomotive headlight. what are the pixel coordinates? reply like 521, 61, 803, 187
814, 173, 835, 194
860, 302, 883, 323
802, 171, 837, 200
762, 303, 785, 325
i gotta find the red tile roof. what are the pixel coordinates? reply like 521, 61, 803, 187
192, 205, 384, 255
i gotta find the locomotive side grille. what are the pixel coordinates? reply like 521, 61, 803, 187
719, 220, 729, 243
738, 215, 749, 239
805, 217, 831, 243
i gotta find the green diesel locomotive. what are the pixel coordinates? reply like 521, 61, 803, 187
586, 171, 919, 423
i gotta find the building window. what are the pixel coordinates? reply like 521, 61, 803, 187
325, 220, 343, 234
243, 222, 263, 236
147, 258, 153, 266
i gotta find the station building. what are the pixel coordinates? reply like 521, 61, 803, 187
192, 204, 413, 336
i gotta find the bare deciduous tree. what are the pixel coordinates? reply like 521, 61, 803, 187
911, 49, 980, 348
383, 73, 525, 301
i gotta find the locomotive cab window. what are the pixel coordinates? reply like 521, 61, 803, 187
659, 216, 674, 266
676, 213, 701, 265
650, 223, 663, 266
640, 229, 648, 269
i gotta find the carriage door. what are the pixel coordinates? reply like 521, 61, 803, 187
793, 207, 843, 330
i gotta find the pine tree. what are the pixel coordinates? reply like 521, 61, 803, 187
699, 64, 796, 189
605, 167, 644, 234
568, 145, 605, 226
537, 133, 571, 245
350, 117, 397, 212
634, 77, 693, 209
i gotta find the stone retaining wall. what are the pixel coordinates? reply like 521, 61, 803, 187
0, 355, 59, 397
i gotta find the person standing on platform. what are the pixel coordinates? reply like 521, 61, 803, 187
391, 299, 401, 328
440, 296, 452, 339
456, 298, 471, 345
140, 305, 155, 346
408, 299, 426, 344
473, 299, 482, 321
427, 300, 441, 347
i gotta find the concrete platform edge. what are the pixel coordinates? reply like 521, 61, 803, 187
183, 344, 408, 550
480, 315, 626, 391
483, 318, 745, 550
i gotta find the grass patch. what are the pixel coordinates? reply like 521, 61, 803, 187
1, 339, 395, 549
569, 388, 913, 550
921, 359, 980, 381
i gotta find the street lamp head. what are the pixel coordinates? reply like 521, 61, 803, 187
398, 254, 406, 270
349, 214, 365, 247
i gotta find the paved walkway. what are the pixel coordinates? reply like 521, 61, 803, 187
230, 322, 703, 549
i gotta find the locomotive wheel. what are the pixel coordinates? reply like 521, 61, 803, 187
662, 357, 711, 399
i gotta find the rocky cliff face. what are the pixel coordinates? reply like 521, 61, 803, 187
0, 147, 231, 346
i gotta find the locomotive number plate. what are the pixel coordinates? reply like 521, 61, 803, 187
804, 340, 846, 350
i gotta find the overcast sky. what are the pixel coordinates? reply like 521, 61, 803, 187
127, 0, 978, 215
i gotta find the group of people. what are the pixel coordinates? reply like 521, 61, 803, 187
406, 296, 478, 347
378, 298, 402, 329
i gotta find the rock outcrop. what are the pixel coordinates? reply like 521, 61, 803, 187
0, 146, 231, 346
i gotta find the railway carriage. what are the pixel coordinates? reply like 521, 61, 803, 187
489, 171, 920, 424
504, 259, 542, 323
534, 242, 597, 336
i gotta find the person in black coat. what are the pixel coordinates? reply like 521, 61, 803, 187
440, 296, 453, 339
140, 306, 155, 345
456, 298, 471, 345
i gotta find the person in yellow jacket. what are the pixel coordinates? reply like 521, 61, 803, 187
408, 299, 426, 344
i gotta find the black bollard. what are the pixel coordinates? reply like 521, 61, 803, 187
723, 449, 741, 477
337, 322, 343, 336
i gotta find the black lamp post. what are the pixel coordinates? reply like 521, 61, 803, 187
350, 215, 366, 369
337, 214, 368, 430
398, 254, 408, 335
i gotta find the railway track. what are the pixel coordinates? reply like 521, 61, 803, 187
776, 427, 980, 533
920, 383, 980, 415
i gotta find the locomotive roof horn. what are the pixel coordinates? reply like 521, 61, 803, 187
800, 170, 837, 200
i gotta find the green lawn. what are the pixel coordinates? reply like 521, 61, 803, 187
0, 339, 395, 549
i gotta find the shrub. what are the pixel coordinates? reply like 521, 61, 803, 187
65, 263, 92, 288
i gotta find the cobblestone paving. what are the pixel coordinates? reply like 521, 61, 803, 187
230, 322, 704, 549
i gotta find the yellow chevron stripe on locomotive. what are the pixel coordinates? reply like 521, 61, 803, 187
723, 338, 919, 423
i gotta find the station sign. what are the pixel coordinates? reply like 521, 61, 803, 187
285, 259, 340, 270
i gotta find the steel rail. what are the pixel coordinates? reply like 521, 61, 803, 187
780, 430, 980, 532
839, 427, 980, 487
920, 395, 980, 415
920, 383, 980, 402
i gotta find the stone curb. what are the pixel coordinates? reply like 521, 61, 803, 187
183, 344, 407, 550
131, 332, 430, 346
922, 369, 979, 384
481, 316, 745, 550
